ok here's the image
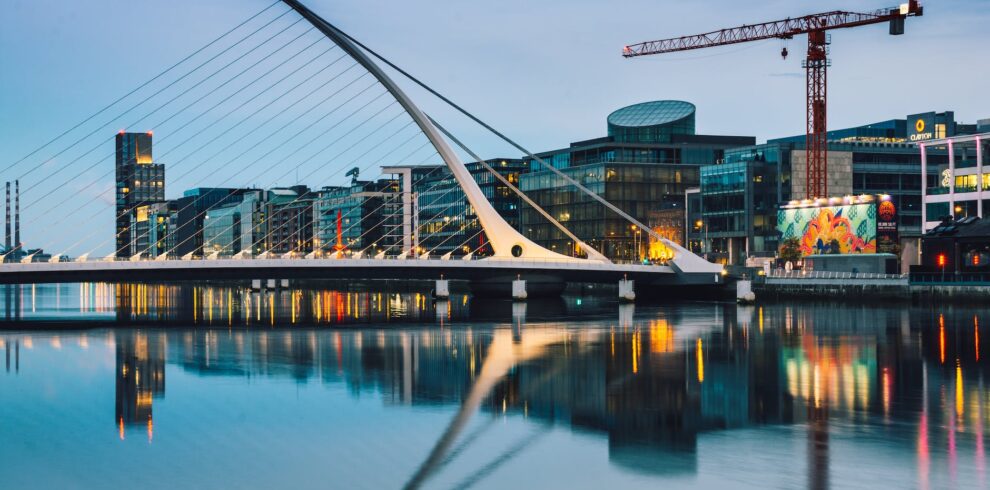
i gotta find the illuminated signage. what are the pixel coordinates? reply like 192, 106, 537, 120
908, 113, 938, 142
910, 118, 933, 141
876, 196, 899, 254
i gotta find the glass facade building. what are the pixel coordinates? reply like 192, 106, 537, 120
416, 159, 526, 257
203, 191, 266, 256
520, 101, 753, 261
690, 144, 789, 263
314, 180, 401, 255
172, 188, 247, 258
115, 132, 165, 258
264, 186, 315, 255
607, 100, 696, 144
687, 110, 976, 265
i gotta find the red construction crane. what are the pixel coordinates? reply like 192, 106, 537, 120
623, 1, 923, 199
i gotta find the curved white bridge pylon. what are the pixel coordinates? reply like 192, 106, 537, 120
282, 0, 594, 263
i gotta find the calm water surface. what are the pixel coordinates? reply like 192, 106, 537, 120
0, 283, 988, 489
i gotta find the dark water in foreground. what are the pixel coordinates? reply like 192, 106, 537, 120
0, 283, 988, 489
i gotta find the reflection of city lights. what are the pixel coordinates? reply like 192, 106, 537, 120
118, 417, 125, 441
649, 320, 674, 353
882, 368, 891, 417
696, 338, 704, 383
940, 314, 946, 364
976, 316, 981, 362
956, 360, 964, 419
631, 331, 640, 374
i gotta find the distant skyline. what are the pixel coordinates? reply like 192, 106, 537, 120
1, 0, 988, 253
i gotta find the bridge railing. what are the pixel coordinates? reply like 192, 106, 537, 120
766, 270, 907, 281
2, 252, 676, 269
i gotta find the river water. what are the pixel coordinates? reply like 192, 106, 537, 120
0, 283, 987, 489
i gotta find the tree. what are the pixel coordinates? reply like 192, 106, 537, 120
779, 237, 802, 263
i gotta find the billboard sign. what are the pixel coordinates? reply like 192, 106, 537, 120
876, 196, 899, 254
777, 202, 878, 256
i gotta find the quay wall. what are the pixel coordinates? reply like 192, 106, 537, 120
754, 278, 990, 303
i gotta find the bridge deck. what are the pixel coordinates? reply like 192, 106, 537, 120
0, 257, 720, 286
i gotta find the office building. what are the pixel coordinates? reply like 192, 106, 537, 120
172, 188, 247, 258
920, 132, 990, 229
131, 201, 177, 259
314, 180, 401, 255
264, 186, 315, 255
115, 132, 164, 258
520, 100, 753, 261
417, 159, 526, 257
203, 190, 266, 257
688, 110, 979, 265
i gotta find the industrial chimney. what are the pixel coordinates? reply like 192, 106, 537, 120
4, 182, 10, 254
14, 180, 20, 254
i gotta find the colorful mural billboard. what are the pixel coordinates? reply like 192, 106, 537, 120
777, 202, 878, 256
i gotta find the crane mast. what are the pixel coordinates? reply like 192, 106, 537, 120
623, 2, 923, 199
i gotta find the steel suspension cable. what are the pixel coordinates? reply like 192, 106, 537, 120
331, 160, 447, 255
184, 113, 420, 259
0, 0, 283, 176
333, 27, 665, 242
248, 118, 423, 257
18, 17, 307, 202
13, 7, 296, 183
154, 100, 406, 258
33, 47, 351, 243
77, 81, 387, 259
22, 28, 326, 217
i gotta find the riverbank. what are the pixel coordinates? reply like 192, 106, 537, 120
751, 275, 990, 303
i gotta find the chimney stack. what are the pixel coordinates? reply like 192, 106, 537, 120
4, 182, 10, 253
14, 180, 20, 253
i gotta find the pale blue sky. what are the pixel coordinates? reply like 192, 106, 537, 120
1, 0, 987, 253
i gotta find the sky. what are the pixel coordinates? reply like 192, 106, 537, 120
1, 0, 988, 253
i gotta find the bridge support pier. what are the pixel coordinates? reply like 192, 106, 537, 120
737, 278, 755, 304
434, 279, 449, 299
511, 279, 527, 301
619, 279, 636, 302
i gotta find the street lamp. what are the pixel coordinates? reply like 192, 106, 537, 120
631, 225, 641, 262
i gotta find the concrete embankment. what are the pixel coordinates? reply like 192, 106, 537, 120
753, 277, 990, 303
755, 278, 910, 301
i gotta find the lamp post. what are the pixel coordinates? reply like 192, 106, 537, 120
631, 224, 641, 262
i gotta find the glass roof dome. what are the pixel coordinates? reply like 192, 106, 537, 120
607, 100, 696, 144
607, 100, 695, 128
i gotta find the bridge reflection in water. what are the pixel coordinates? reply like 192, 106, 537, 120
2, 282, 628, 326
1, 300, 988, 488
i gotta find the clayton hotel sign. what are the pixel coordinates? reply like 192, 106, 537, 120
907, 111, 950, 142
910, 117, 933, 141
